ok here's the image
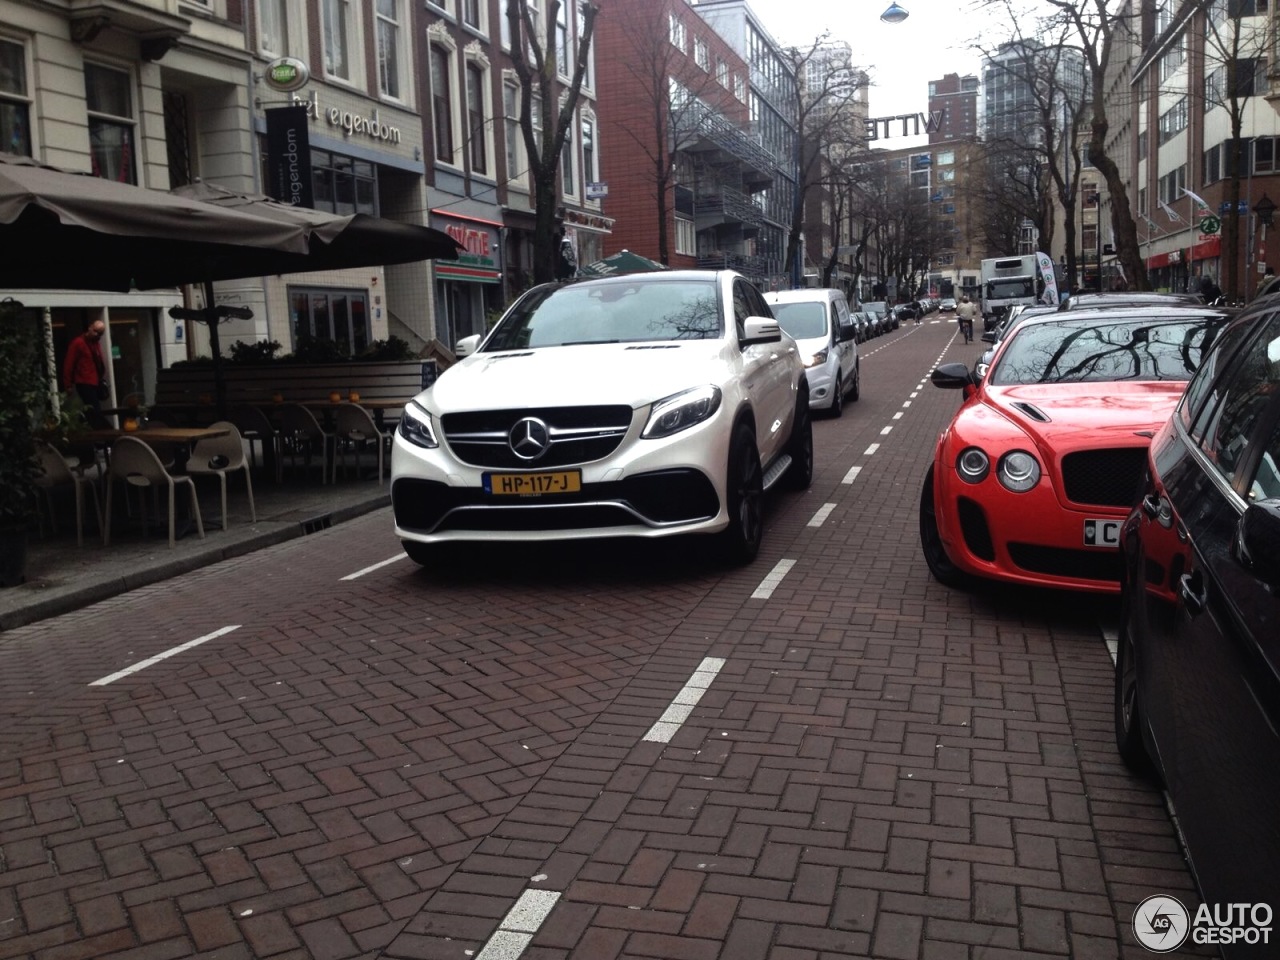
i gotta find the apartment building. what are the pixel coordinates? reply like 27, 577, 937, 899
928, 73, 978, 144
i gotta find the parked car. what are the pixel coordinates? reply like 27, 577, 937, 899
392, 270, 813, 566
940, 297, 957, 312
895, 302, 919, 325
765, 288, 860, 417
975, 304, 1059, 378
1058, 291, 1205, 312
849, 310, 870, 343
918, 306, 1229, 593
1115, 302, 1280, 940
862, 301, 888, 336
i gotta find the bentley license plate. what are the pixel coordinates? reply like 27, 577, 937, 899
484, 470, 581, 496
1083, 518, 1121, 548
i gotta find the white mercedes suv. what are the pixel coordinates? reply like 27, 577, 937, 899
391, 270, 812, 565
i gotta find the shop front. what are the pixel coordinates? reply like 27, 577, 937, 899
1146, 248, 1189, 293
429, 210, 503, 351
562, 208, 615, 274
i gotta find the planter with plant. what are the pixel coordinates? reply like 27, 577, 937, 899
0, 300, 45, 586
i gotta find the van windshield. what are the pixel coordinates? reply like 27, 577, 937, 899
770, 301, 827, 340
987, 278, 1035, 299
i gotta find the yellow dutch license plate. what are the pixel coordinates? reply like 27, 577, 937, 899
484, 470, 582, 496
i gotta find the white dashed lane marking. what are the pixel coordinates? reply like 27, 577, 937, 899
643, 657, 727, 743
89, 625, 241, 686
475, 889, 562, 960
808, 503, 838, 527
340, 554, 407, 580
751, 558, 795, 600
842, 464, 863, 484
864, 443, 880, 456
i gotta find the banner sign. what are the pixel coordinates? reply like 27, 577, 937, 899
265, 105, 314, 208
864, 111, 943, 141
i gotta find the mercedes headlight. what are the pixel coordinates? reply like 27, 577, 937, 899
998, 450, 1041, 492
642, 385, 722, 439
398, 401, 439, 449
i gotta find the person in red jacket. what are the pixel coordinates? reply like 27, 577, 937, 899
63, 319, 108, 410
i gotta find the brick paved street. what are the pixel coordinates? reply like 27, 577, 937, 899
0, 318, 1211, 959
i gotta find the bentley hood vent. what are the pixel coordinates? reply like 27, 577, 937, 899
1011, 401, 1051, 423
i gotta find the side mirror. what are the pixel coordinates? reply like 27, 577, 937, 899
455, 334, 482, 358
1237, 498, 1280, 588
930, 361, 976, 390
981, 331, 996, 343
742, 315, 782, 345
839, 323, 857, 343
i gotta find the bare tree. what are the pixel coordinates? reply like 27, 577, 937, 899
1027, 0, 1148, 288
506, 0, 600, 283
780, 38, 867, 285
605, 2, 740, 266
1198, 0, 1273, 298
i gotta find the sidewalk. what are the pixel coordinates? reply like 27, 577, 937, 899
0, 468, 391, 631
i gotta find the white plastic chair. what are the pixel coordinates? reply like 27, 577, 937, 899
35, 440, 102, 547
104, 436, 204, 549
186, 420, 257, 528
331, 402, 391, 483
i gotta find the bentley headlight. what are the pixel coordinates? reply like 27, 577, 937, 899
956, 447, 990, 483
642, 385, 722, 439
398, 401, 439, 449
998, 450, 1041, 492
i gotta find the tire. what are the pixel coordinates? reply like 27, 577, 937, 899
718, 423, 764, 565
785, 393, 814, 490
829, 376, 844, 418
1115, 593, 1156, 777
918, 464, 972, 590
848, 362, 860, 402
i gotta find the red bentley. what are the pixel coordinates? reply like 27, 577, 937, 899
919, 306, 1229, 593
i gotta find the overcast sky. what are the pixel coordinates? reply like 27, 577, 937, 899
732, 0, 991, 149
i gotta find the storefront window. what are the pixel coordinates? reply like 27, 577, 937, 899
291, 287, 370, 356
0, 39, 31, 156
310, 150, 377, 216
85, 63, 135, 184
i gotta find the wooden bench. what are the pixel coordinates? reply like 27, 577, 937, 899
151, 359, 442, 427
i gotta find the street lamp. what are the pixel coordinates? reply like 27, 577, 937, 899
880, 2, 909, 23
1255, 193, 1276, 229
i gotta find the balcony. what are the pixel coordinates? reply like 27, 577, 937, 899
694, 186, 764, 231
673, 101, 776, 187
696, 251, 768, 277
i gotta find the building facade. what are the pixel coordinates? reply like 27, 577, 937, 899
928, 73, 978, 144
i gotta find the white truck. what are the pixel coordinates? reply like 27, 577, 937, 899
980, 254, 1048, 331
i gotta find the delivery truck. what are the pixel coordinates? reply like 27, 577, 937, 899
980, 254, 1054, 330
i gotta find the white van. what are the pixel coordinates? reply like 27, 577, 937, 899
763, 288, 860, 416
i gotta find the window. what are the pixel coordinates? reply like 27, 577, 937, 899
466, 62, 486, 174
376, 0, 401, 99
561, 124, 575, 196
1139, 186, 1148, 216
310, 150, 377, 215
1137, 130, 1148, 159
462, 0, 480, 29
581, 116, 596, 192
734, 75, 746, 102
290, 287, 371, 357
1196, 313, 1280, 490
669, 13, 686, 51
258, 0, 289, 55
1158, 96, 1188, 144
936, 150, 954, 165
694, 38, 709, 71
1160, 38, 1185, 81
0, 39, 32, 157
1232, 58, 1266, 97
321, 0, 353, 80
717, 59, 728, 86
431, 45, 454, 163
1159, 165, 1187, 204
1206, 66, 1224, 105
504, 80, 522, 184
1255, 137, 1276, 173
939, 168, 955, 181
556, 2, 569, 75
676, 216, 695, 255
576, 0, 594, 89
85, 63, 135, 184
1205, 143, 1221, 184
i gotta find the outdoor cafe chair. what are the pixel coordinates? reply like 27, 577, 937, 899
186, 420, 257, 528
331, 402, 391, 484
231, 404, 282, 483
103, 435, 205, 549
275, 402, 334, 484
34, 440, 103, 547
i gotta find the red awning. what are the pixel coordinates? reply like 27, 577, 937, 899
1191, 236, 1221, 260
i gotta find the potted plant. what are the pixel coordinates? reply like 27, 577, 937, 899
0, 300, 44, 586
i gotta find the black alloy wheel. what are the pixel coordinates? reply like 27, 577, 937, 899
785, 394, 814, 490
849, 362, 860, 402
830, 376, 843, 418
918, 464, 971, 589
719, 423, 764, 565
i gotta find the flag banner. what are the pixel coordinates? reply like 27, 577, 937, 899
1182, 187, 1212, 213
1159, 200, 1184, 224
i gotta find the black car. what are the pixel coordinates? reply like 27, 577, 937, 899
1115, 300, 1280, 945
